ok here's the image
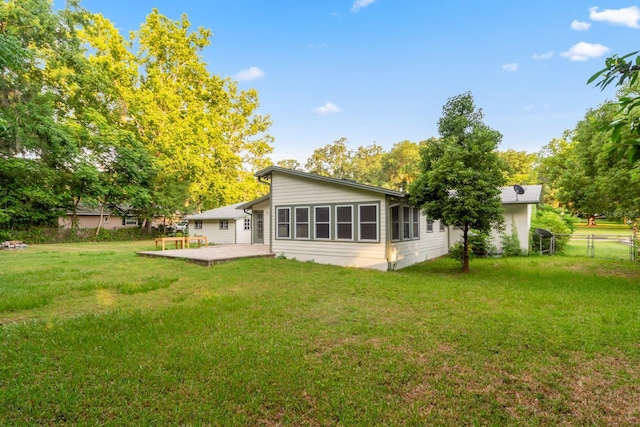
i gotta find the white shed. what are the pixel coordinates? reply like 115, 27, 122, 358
184, 202, 251, 245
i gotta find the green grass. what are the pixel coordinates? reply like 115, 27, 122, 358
1, 241, 640, 425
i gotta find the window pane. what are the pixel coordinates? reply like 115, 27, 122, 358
296, 224, 309, 238
278, 209, 289, 222
360, 205, 376, 222
316, 223, 329, 239
316, 207, 329, 222
337, 206, 352, 222
296, 208, 308, 222
360, 223, 376, 240
337, 223, 352, 239
403, 206, 410, 239
278, 225, 290, 238
391, 206, 399, 240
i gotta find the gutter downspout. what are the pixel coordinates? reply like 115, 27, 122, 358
385, 195, 393, 271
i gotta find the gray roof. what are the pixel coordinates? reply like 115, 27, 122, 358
184, 202, 249, 220
500, 185, 543, 204
255, 166, 407, 198
237, 194, 270, 210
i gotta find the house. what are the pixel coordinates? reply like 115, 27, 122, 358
59, 205, 146, 230
448, 184, 543, 254
184, 202, 251, 245
238, 166, 450, 271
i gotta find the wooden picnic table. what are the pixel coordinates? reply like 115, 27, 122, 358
184, 235, 208, 248
155, 236, 209, 250
155, 236, 186, 250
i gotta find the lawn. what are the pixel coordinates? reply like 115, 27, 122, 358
1, 241, 639, 425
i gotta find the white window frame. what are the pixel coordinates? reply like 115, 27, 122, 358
219, 220, 228, 230
439, 220, 446, 232
390, 205, 400, 241
294, 206, 310, 240
314, 206, 331, 240
426, 216, 434, 233
244, 218, 251, 231
358, 204, 379, 241
276, 207, 291, 239
195, 220, 203, 230
412, 208, 420, 239
335, 205, 354, 241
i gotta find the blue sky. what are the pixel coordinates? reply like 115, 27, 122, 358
77, 0, 640, 162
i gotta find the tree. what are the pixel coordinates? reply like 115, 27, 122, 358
276, 159, 301, 170
380, 140, 425, 192
588, 51, 640, 162
409, 92, 508, 272
305, 137, 351, 178
498, 149, 538, 185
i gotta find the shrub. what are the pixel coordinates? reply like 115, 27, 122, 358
501, 219, 523, 257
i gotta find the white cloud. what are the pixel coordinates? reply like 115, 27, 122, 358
571, 20, 591, 31
314, 102, 341, 115
351, 0, 375, 12
589, 6, 640, 28
560, 42, 609, 61
502, 63, 518, 72
235, 66, 265, 82
532, 51, 553, 60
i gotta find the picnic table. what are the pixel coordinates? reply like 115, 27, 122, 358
155, 236, 209, 250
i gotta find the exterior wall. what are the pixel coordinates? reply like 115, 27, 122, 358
269, 172, 389, 270
195, 219, 244, 245
491, 204, 531, 253
389, 217, 450, 270
58, 215, 139, 230
448, 204, 533, 254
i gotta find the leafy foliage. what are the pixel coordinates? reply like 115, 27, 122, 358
530, 205, 577, 254
410, 92, 508, 272
588, 51, 640, 162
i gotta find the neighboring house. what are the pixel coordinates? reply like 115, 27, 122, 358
238, 166, 450, 271
59, 205, 145, 230
184, 202, 251, 245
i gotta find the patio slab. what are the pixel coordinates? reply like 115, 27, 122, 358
138, 244, 274, 266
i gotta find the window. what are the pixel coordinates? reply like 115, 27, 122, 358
359, 204, 378, 241
336, 205, 353, 240
276, 207, 291, 238
439, 220, 446, 232
104, 215, 110, 224
195, 220, 203, 230
295, 207, 309, 239
122, 216, 137, 226
402, 206, 411, 239
244, 218, 251, 230
426, 217, 434, 233
391, 206, 400, 241
412, 208, 420, 238
315, 206, 330, 239
219, 220, 228, 230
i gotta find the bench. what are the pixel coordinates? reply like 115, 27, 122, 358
155, 237, 186, 250
184, 236, 208, 248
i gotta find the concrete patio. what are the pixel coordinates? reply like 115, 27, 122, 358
138, 244, 274, 266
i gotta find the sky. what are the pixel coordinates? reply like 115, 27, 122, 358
76, 0, 640, 163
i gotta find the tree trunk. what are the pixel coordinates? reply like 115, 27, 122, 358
95, 205, 105, 238
462, 224, 470, 273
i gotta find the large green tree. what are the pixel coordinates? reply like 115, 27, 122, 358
409, 92, 507, 272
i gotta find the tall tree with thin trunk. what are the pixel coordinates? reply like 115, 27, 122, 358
409, 92, 507, 272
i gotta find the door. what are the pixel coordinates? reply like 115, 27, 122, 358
254, 210, 264, 244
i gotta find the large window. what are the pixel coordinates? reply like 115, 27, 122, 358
219, 220, 228, 230
315, 206, 330, 239
402, 206, 411, 239
295, 207, 309, 239
391, 206, 400, 241
276, 207, 291, 238
359, 204, 378, 241
336, 205, 353, 240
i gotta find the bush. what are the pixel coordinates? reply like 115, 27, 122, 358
468, 232, 495, 257
501, 219, 523, 257
0, 226, 158, 244
530, 205, 577, 254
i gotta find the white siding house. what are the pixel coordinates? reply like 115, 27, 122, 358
184, 202, 251, 245
238, 167, 543, 271
238, 167, 451, 271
